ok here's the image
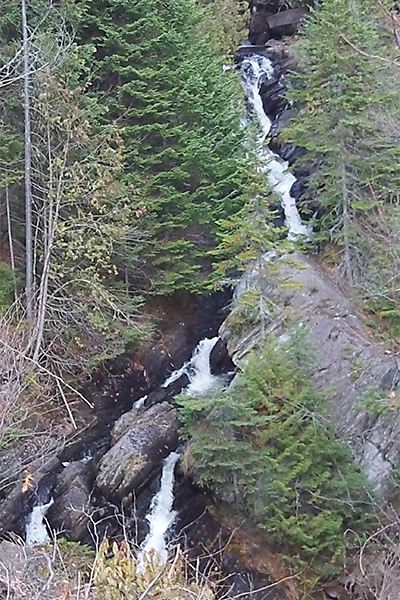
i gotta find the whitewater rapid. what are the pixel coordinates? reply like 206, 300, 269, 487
136, 337, 224, 568
241, 53, 311, 239
25, 498, 53, 546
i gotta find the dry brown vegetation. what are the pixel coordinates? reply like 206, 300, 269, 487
0, 538, 218, 600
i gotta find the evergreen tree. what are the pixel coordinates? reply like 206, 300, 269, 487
0, 0, 148, 368
197, 0, 249, 56
284, 0, 400, 284
179, 334, 375, 580
78, 0, 252, 293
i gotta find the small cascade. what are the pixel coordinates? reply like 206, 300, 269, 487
25, 498, 54, 546
241, 53, 311, 239
137, 451, 180, 570
162, 337, 223, 397
136, 338, 224, 568
134, 395, 147, 409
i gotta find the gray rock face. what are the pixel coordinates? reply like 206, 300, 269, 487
96, 402, 178, 500
220, 253, 400, 497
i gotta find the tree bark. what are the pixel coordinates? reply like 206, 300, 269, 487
22, 0, 34, 320
5, 185, 17, 302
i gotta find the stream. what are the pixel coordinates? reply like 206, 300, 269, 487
1, 43, 306, 600
241, 52, 311, 239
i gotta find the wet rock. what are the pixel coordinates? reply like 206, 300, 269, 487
48, 461, 94, 541
260, 77, 285, 119
220, 253, 400, 497
268, 139, 304, 165
174, 475, 288, 600
210, 338, 235, 376
265, 39, 300, 72
267, 7, 308, 37
145, 373, 190, 407
249, 3, 271, 44
249, 5, 307, 43
0, 455, 61, 539
96, 402, 179, 500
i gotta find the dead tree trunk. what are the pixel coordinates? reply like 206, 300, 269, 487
21, 0, 34, 320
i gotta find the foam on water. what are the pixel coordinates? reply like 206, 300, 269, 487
162, 337, 222, 397
137, 451, 180, 570
241, 54, 312, 239
25, 498, 54, 546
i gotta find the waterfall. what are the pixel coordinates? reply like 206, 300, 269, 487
162, 336, 223, 397
241, 53, 312, 240
134, 394, 147, 409
25, 498, 53, 546
137, 337, 223, 568
137, 451, 180, 570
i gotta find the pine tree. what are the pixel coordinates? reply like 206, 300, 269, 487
284, 0, 400, 284
179, 334, 375, 580
78, 0, 252, 293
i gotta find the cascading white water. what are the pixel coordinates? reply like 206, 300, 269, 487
241, 54, 312, 240
134, 394, 147, 409
137, 337, 224, 568
162, 336, 223, 397
25, 498, 54, 546
137, 451, 180, 570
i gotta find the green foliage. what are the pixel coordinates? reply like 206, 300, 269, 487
78, 0, 252, 293
54, 539, 95, 580
356, 203, 400, 339
0, 261, 16, 312
196, 0, 249, 56
212, 193, 285, 282
355, 385, 399, 417
284, 0, 400, 283
0, 425, 24, 449
179, 332, 375, 579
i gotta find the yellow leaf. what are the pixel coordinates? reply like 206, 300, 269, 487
22, 473, 34, 493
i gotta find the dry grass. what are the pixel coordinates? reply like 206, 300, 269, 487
0, 538, 217, 600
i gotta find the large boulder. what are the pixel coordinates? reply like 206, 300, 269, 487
47, 461, 93, 541
220, 253, 400, 496
96, 402, 178, 501
248, 4, 308, 42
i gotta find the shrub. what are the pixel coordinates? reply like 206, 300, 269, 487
0, 261, 15, 312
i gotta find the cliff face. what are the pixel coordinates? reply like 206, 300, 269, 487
220, 253, 400, 497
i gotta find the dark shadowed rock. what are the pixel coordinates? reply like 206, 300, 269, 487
0, 455, 60, 539
249, 4, 307, 42
145, 373, 190, 407
210, 338, 235, 376
96, 402, 178, 500
48, 461, 94, 541
249, 3, 271, 44
267, 7, 307, 37
265, 39, 300, 72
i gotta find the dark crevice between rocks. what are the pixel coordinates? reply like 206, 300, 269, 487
174, 475, 288, 600
248, 2, 308, 45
